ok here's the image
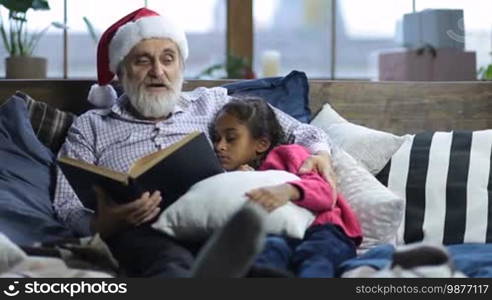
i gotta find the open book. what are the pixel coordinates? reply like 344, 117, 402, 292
58, 131, 224, 211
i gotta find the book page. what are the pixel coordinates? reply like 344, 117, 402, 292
58, 156, 129, 184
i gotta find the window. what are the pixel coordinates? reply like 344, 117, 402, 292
337, 0, 413, 79
67, 0, 144, 78
253, 0, 333, 78
0, 3, 64, 77
67, 0, 225, 78
253, 0, 491, 79
1, 0, 490, 80
0, 0, 225, 79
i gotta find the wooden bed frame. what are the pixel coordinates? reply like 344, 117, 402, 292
1, 79, 491, 134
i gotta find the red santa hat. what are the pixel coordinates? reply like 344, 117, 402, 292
88, 7, 188, 107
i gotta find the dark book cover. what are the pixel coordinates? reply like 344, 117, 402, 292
58, 132, 224, 211
57, 163, 141, 210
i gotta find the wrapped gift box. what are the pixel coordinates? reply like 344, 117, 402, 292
403, 9, 464, 50
379, 48, 476, 81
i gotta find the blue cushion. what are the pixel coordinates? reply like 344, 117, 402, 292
0, 96, 74, 246
222, 70, 311, 123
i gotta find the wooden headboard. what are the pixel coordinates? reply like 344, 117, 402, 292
1, 79, 491, 135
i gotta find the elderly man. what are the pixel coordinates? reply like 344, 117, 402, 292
54, 8, 335, 278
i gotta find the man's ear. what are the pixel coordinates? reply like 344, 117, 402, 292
255, 137, 271, 154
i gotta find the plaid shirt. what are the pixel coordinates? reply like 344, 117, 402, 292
54, 87, 332, 236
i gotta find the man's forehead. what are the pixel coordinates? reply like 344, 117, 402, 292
130, 38, 179, 55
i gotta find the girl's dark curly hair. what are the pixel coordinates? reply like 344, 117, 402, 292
213, 96, 286, 159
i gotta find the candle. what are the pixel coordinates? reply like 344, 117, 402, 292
262, 50, 281, 77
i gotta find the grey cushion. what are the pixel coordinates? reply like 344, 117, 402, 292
15, 91, 75, 154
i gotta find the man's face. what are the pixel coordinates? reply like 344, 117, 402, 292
120, 38, 184, 119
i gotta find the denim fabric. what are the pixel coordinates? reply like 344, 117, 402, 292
339, 243, 492, 278
254, 224, 357, 277
0, 96, 74, 246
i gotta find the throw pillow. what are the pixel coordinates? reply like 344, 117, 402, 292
331, 147, 404, 250
152, 170, 315, 241
15, 91, 76, 154
0, 233, 27, 274
310, 103, 408, 174
0, 96, 75, 246
310, 102, 348, 125
222, 70, 311, 123
376, 130, 492, 245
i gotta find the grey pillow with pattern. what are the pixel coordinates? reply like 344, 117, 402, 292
332, 146, 404, 251
15, 91, 75, 154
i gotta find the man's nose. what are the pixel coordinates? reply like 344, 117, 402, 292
149, 61, 164, 77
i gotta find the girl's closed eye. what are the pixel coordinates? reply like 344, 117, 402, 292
225, 135, 237, 143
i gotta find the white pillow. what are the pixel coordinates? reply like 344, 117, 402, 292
311, 103, 407, 174
152, 170, 315, 241
331, 147, 404, 251
0, 233, 26, 274
311, 103, 348, 125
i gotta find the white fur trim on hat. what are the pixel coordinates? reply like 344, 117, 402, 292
108, 15, 188, 73
87, 84, 118, 108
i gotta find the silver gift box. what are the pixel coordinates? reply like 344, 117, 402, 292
403, 9, 465, 50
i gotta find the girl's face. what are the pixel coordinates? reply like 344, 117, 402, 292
213, 112, 270, 171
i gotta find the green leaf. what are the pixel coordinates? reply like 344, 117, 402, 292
485, 65, 492, 80
0, 1, 62, 56
31, 0, 50, 11
10, 15, 27, 22
0, 0, 48, 13
51, 21, 67, 29
82, 16, 99, 44
479, 64, 492, 80
0, 15, 11, 53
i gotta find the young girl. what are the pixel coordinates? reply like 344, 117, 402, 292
211, 97, 362, 278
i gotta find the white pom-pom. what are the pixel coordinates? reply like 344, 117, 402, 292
87, 84, 118, 108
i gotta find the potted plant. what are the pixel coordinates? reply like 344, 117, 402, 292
478, 52, 492, 80
197, 55, 255, 79
0, 0, 63, 78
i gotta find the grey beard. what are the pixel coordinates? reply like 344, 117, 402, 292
123, 75, 184, 119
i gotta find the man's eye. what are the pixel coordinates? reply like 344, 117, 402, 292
136, 58, 150, 64
163, 56, 174, 64
226, 137, 236, 143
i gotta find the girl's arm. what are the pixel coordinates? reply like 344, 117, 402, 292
258, 144, 335, 212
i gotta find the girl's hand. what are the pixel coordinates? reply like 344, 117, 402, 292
238, 164, 254, 171
246, 184, 300, 212
299, 150, 337, 203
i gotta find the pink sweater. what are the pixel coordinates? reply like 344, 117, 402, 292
258, 144, 362, 246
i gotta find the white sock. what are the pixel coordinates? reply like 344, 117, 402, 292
191, 202, 267, 277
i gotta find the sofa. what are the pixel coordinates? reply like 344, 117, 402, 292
1, 71, 491, 277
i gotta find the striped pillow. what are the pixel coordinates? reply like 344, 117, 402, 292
14, 91, 75, 154
377, 130, 492, 245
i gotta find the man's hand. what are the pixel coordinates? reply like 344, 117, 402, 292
91, 186, 162, 238
299, 150, 338, 203
246, 184, 300, 212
